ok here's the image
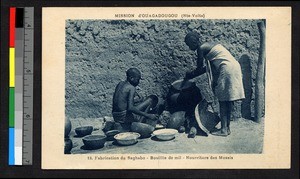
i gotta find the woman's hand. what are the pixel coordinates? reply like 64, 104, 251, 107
147, 114, 159, 121
185, 67, 206, 80
134, 95, 144, 104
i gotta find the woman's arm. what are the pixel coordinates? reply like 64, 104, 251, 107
185, 66, 206, 79
127, 87, 157, 120
185, 46, 206, 79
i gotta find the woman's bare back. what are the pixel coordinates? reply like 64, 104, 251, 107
112, 81, 135, 112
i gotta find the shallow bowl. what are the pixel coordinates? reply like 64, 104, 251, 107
153, 129, 178, 141
114, 132, 140, 146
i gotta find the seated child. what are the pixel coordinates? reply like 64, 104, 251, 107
111, 68, 159, 132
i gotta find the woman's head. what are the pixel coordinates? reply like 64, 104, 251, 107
184, 31, 200, 51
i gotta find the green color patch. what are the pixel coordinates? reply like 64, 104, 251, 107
9, 88, 15, 127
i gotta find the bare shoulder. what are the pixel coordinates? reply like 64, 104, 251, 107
200, 42, 218, 51
124, 83, 136, 92
116, 81, 134, 92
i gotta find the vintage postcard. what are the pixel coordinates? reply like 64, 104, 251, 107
42, 7, 291, 169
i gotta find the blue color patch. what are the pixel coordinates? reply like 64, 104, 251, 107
9, 128, 15, 165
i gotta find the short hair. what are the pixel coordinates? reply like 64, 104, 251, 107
126, 68, 141, 78
185, 31, 200, 43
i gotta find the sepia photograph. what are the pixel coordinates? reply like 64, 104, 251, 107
42, 7, 291, 169
64, 19, 265, 155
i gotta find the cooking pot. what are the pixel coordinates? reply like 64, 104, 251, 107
64, 138, 73, 154
65, 118, 72, 138
166, 79, 202, 112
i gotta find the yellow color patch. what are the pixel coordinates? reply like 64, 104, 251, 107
9, 48, 15, 87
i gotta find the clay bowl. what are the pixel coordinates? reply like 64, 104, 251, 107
166, 111, 186, 129
131, 122, 155, 138
105, 130, 120, 141
82, 135, 106, 149
153, 129, 178, 141
171, 79, 195, 91
155, 124, 165, 130
114, 132, 140, 146
75, 126, 93, 137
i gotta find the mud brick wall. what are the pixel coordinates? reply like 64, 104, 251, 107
65, 19, 262, 119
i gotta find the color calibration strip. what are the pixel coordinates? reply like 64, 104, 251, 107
9, 7, 34, 165
9, 7, 16, 166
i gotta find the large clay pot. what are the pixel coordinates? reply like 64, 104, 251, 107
64, 138, 73, 154
131, 122, 155, 138
167, 79, 202, 112
166, 111, 186, 129
65, 118, 72, 138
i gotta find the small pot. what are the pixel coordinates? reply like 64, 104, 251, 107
166, 79, 202, 112
166, 111, 186, 129
65, 118, 72, 138
105, 130, 120, 141
131, 122, 155, 138
75, 126, 93, 137
82, 135, 107, 149
64, 138, 73, 154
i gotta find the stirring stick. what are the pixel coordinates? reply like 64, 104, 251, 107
180, 78, 189, 89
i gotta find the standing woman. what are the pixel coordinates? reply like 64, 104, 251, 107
184, 31, 245, 136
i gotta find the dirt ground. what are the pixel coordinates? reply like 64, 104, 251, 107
69, 117, 264, 154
